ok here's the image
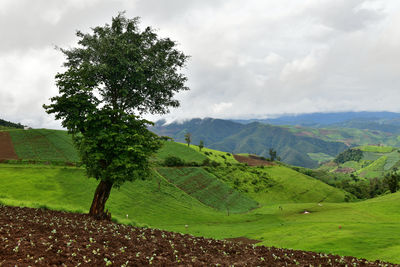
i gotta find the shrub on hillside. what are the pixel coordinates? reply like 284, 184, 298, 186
202, 158, 211, 166
211, 160, 221, 167
334, 149, 363, 164
163, 156, 185, 167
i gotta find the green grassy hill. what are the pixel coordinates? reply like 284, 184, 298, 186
2, 129, 400, 263
321, 145, 400, 180
151, 118, 348, 168
157, 167, 258, 213
7, 129, 79, 162
1, 163, 400, 263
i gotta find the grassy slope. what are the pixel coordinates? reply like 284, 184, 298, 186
156, 167, 258, 213
2, 132, 400, 262
288, 126, 400, 147
1, 164, 399, 263
320, 145, 400, 180
307, 152, 334, 164
208, 165, 351, 205
356, 145, 394, 153
153, 141, 207, 164
154, 141, 238, 166
8, 129, 79, 162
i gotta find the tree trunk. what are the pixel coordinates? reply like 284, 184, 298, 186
89, 180, 113, 220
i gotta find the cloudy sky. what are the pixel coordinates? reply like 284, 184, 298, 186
1, 0, 400, 128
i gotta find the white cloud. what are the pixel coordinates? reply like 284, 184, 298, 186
1, 0, 400, 127
212, 102, 233, 114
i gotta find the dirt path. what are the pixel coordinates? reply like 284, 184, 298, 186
0, 131, 18, 160
0, 205, 397, 266
234, 154, 275, 166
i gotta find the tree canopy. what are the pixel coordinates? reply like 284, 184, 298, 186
44, 13, 189, 218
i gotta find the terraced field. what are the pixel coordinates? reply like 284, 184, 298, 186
8, 129, 79, 162
156, 167, 258, 213
321, 145, 400, 179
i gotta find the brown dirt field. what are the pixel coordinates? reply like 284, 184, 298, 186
234, 154, 274, 166
334, 167, 355, 174
0, 132, 18, 160
0, 205, 397, 266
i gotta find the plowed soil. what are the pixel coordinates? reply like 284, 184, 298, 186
0, 205, 397, 266
234, 154, 274, 166
334, 167, 355, 174
0, 132, 18, 160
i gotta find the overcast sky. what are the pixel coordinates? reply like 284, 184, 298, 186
1, 0, 400, 128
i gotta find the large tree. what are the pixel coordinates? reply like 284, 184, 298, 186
44, 13, 189, 219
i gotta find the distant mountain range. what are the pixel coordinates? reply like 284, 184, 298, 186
151, 112, 400, 168
151, 118, 347, 168
234, 111, 400, 128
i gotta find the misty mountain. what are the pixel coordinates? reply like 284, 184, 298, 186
151, 118, 348, 168
234, 112, 400, 127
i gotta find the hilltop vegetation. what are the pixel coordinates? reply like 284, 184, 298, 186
0, 118, 24, 129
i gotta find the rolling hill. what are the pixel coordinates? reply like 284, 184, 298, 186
1, 128, 400, 263
234, 111, 400, 128
321, 145, 400, 179
151, 118, 348, 168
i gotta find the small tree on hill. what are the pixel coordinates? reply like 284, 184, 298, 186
185, 132, 191, 147
199, 140, 204, 151
269, 148, 277, 161
384, 171, 400, 193
43, 13, 189, 219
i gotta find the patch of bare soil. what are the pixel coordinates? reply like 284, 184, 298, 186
334, 167, 355, 174
234, 154, 274, 166
0, 132, 18, 160
0, 205, 397, 266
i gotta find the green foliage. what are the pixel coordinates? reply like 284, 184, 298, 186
269, 148, 277, 161
198, 140, 204, 151
163, 156, 185, 167
184, 132, 191, 147
156, 167, 258, 213
384, 171, 400, 193
42, 13, 189, 216
334, 149, 363, 164
335, 178, 389, 199
197, 146, 238, 165
73, 111, 161, 187
0, 118, 24, 129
